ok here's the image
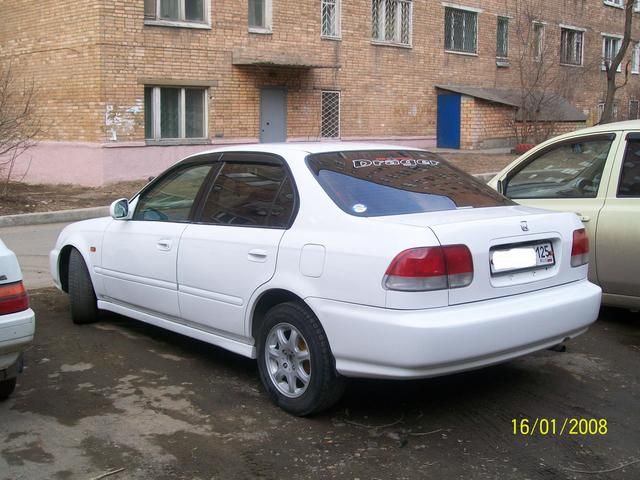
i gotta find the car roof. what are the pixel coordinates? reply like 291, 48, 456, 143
556, 119, 640, 137
181, 142, 427, 162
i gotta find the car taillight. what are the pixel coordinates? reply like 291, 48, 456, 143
0, 281, 29, 315
384, 245, 474, 291
571, 228, 589, 267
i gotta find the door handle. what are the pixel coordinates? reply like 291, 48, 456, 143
576, 213, 591, 223
248, 249, 268, 263
157, 240, 172, 251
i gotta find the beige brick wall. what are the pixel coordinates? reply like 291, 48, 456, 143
2, 0, 640, 146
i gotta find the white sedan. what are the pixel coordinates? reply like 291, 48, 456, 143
50, 144, 601, 415
1, 239, 35, 400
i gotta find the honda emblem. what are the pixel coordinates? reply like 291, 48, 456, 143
520, 221, 529, 232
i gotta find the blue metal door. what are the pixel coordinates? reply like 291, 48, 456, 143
437, 94, 461, 149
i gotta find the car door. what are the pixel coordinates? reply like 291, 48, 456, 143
177, 153, 296, 338
500, 133, 620, 285
100, 161, 214, 317
595, 132, 640, 305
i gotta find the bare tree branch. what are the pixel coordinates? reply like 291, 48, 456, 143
0, 63, 43, 196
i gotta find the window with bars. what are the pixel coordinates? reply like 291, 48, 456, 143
444, 7, 477, 54
144, 0, 206, 24
597, 102, 618, 122
321, 91, 340, 138
371, 0, 412, 46
602, 35, 622, 72
321, 0, 341, 38
496, 17, 509, 58
144, 86, 207, 141
533, 22, 545, 61
560, 28, 583, 66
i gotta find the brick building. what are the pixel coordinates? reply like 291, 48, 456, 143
1, 0, 640, 185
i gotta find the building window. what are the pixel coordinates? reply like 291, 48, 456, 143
629, 100, 639, 120
145, 86, 207, 141
598, 102, 618, 122
321, 91, 340, 138
602, 35, 622, 71
533, 22, 545, 61
249, 0, 272, 32
371, 0, 412, 46
144, 0, 207, 24
496, 16, 509, 58
560, 27, 584, 66
635, 1, 640, 13
632, 44, 640, 74
321, 0, 341, 38
444, 7, 478, 54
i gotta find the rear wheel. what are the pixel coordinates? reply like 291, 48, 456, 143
0, 378, 17, 400
256, 302, 346, 416
68, 249, 99, 324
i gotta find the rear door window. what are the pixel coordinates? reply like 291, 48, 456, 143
618, 138, 640, 197
307, 150, 511, 217
197, 161, 295, 228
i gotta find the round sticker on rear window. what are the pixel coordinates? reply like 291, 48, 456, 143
352, 204, 367, 213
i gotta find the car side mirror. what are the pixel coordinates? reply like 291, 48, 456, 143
110, 198, 130, 220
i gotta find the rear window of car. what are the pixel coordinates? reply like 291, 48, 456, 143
306, 150, 512, 217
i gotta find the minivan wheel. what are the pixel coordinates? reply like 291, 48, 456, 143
0, 377, 17, 400
256, 302, 346, 416
68, 248, 99, 324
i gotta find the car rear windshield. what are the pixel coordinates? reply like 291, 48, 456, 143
306, 150, 512, 217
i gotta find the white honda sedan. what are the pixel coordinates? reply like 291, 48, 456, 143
50, 144, 601, 415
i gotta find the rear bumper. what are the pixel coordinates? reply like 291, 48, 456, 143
307, 280, 601, 379
0, 308, 35, 372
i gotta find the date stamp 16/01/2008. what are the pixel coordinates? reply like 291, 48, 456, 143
512, 418, 608, 436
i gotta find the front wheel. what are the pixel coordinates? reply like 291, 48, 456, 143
256, 302, 346, 416
68, 248, 99, 324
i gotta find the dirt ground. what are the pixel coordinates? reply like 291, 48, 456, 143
1, 290, 639, 480
0, 152, 517, 217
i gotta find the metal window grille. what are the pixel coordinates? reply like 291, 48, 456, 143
321, 0, 339, 37
560, 28, 583, 65
630, 100, 639, 120
444, 7, 477, 54
321, 91, 340, 138
371, 0, 412, 46
496, 17, 508, 58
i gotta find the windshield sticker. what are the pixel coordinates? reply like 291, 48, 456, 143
352, 203, 368, 213
352, 158, 440, 169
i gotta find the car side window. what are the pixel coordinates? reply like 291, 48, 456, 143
133, 164, 212, 222
504, 137, 614, 199
198, 162, 294, 228
618, 139, 640, 198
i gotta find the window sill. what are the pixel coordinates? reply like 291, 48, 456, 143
603, 2, 624, 9
445, 49, 478, 57
496, 58, 510, 67
144, 19, 211, 30
633, 71, 640, 75
145, 138, 211, 146
370, 40, 412, 49
249, 27, 273, 35
560, 62, 584, 68
321, 35, 342, 41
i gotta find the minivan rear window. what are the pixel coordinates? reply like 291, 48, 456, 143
307, 150, 512, 217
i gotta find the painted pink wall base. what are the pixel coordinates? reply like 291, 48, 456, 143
7, 137, 437, 186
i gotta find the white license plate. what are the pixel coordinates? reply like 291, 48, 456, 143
490, 242, 555, 275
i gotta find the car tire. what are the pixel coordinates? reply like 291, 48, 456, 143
0, 377, 17, 400
256, 302, 346, 416
68, 248, 99, 324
